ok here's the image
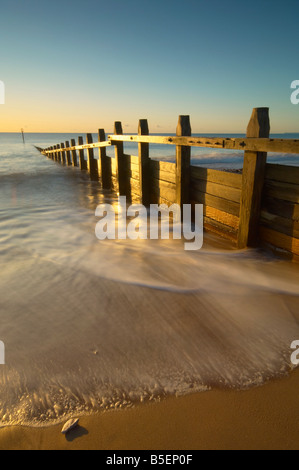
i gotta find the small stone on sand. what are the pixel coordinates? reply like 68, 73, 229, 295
61, 418, 79, 435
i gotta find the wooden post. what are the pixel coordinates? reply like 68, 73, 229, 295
71, 139, 78, 166
55, 144, 59, 162
60, 143, 66, 164
78, 136, 87, 170
238, 107, 270, 248
98, 129, 112, 190
86, 133, 98, 180
138, 119, 150, 206
114, 122, 127, 195
65, 141, 72, 165
53, 145, 56, 161
176, 115, 191, 208
57, 144, 61, 163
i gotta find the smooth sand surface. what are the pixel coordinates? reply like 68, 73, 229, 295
1, 368, 299, 450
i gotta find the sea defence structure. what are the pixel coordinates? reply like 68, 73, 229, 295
39, 108, 299, 261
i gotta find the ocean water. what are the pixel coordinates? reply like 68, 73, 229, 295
0, 132, 299, 427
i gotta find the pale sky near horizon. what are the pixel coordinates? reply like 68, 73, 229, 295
0, 0, 298, 133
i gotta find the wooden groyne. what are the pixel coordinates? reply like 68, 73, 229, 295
39, 108, 299, 261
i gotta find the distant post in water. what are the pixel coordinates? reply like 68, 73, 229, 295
98, 129, 112, 190
138, 119, 150, 206
60, 143, 66, 164
114, 122, 127, 195
86, 133, 98, 181
71, 139, 78, 166
238, 107, 270, 248
176, 115, 191, 209
78, 136, 87, 170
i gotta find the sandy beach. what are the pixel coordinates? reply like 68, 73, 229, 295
1, 368, 298, 450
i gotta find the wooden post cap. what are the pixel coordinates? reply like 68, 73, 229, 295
247, 108, 270, 138
176, 115, 191, 137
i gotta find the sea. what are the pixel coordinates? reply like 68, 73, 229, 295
0, 132, 299, 427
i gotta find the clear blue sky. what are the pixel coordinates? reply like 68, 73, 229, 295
0, 0, 298, 133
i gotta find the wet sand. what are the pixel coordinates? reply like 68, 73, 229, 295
1, 368, 299, 450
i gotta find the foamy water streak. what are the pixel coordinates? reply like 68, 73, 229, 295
0, 135, 298, 427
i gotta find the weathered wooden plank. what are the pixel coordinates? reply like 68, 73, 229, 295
65, 141, 72, 166
238, 108, 270, 248
60, 143, 66, 164
52, 145, 56, 161
191, 167, 242, 190
260, 210, 299, 238
70, 139, 78, 166
150, 159, 176, 174
129, 178, 141, 197
123, 154, 139, 166
43, 135, 299, 157
265, 164, 299, 185
107, 134, 299, 155
152, 178, 176, 191
191, 180, 241, 204
151, 166, 176, 184
78, 136, 87, 171
204, 206, 239, 230
127, 168, 140, 181
114, 122, 127, 195
264, 180, 299, 203
86, 133, 98, 181
203, 216, 238, 243
111, 176, 118, 191
45, 141, 111, 153
150, 193, 175, 207
138, 119, 150, 206
56, 145, 60, 162
130, 192, 141, 202
98, 129, 112, 190
259, 226, 299, 256
111, 157, 117, 176
262, 196, 299, 221
176, 115, 191, 207
191, 190, 240, 217
129, 162, 140, 172
151, 181, 177, 204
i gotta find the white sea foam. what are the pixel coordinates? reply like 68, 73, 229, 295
0, 134, 298, 427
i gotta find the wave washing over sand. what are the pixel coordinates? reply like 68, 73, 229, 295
0, 135, 298, 427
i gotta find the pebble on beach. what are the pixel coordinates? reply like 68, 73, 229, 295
61, 418, 79, 435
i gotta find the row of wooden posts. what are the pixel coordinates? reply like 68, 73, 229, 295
41, 108, 299, 250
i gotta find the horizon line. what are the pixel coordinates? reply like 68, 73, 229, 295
1, 131, 298, 135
